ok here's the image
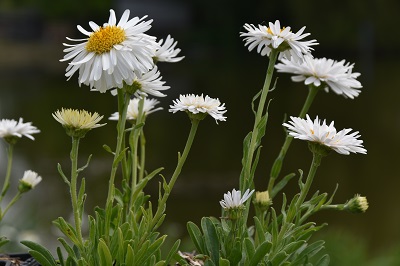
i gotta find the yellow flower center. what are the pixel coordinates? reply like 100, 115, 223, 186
266, 26, 286, 35
86, 26, 126, 54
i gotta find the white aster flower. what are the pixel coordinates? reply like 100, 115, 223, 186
154, 35, 184, 63
133, 66, 170, 97
61, 9, 158, 93
0, 118, 40, 142
109, 97, 162, 121
241, 20, 318, 61
169, 94, 227, 123
220, 189, 255, 210
275, 55, 362, 99
19, 170, 42, 192
283, 115, 366, 155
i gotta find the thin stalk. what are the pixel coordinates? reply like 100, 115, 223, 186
150, 119, 200, 231
0, 144, 14, 202
1, 192, 22, 220
128, 98, 145, 213
241, 49, 279, 191
268, 84, 320, 195
70, 137, 84, 248
139, 130, 146, 182
104, 89, 130, 239
296, 152, 323, 214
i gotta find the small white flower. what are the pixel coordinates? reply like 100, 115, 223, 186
241, 20, 318, 61
61, 9, 158, 93
275, 55, 362, 99
169, 94, 227, 123
109, 97, 162, 121
154, 35, 184, 63
19, 170, 42, 191
220, 189, 255, 209
283, 115, 367, 155
0, 118, 40, 141
133, 66, 170, 97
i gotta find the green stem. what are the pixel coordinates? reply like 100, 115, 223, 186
128, 98, 145, 214
150, 119, 200, 230
0, 192, 22, 221
104, 89, 130, 239
70, 137, 83, 248
268, 84, 320, 195
139, 131, 146, 182
296, 151, 323, 213
0, 144, 14, 203
241, 49, 279, 191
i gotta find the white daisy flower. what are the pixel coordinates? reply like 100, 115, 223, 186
169, 94, 227, 123
283, 115, 367, 155
0, 118, 40, 141
241, 20, 318, 61
275, 55, 362, 99
109, 97, 162, 121
220, 189, 255, 209
154, 35, 184, 63
19, 170, 42, 192
133, 66, 170, 97
61, 9, 158, 93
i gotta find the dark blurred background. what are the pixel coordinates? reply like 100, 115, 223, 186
0, 0, 399, 264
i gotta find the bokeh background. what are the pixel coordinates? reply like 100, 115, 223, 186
0, 0, 399, 264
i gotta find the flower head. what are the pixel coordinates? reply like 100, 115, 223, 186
109, 97, 162, 121
132, 66, 170, 97
275, 55, 362, 99
283, 115, 366, 155
344, 194, 369, 213
253, 191, 273, 211
169, 94, 227, 123
0, 118, 40, 144
241, 20, 318, 61
154, 35, 184, 63
220, 188, 254, 210
61, 9, 158, 93
53, 108, 106, 138
19, 170, 42, 193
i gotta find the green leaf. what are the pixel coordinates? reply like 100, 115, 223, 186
21, 240, 58, 266
125, 244, 134, 265
187, 221, 206, 254
165, 239, 181, 265
102, 144, 114, 154
316, 254, 330, 266
254, 217, 266, 243
77, 154, 92, 173
112, 147, 129, 167
251, 89, 262, 115
244, 238, 255, 259
249, 240, 271, 266
57, 238, 78, 263
271, 173, 296, 198
97, 239, 113, 266
271, 251, 288, 265
227, 239, 242, 265
219, 258, 230, 266
57, 163, 70, 186
201, 217, 220, 265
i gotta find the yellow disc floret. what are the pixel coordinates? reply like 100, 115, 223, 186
86, 26, 126, 54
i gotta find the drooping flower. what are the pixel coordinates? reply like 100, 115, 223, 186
275, 55, 362, 99
344, 194, 369, 213
61, 9, 158, 93
19, 170, 42, 193
53, 108, 106, 138
283, 115, 366, 155
0, 118, 40, 143
154, 35, 184, 63
132, 66, 170, 97
220, 188, 255, 210
241, 20, 318, 61
109, 97, 162, 121
169, 94, 227, 123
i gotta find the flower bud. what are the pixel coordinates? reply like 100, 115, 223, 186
253, 190, 273, 211
18, 170, 42, 193
344, 194, 369, 213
